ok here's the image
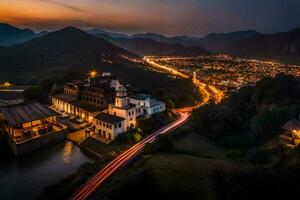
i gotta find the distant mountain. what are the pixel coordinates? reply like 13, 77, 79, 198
130, 32, 172, 43
86, 28, 128, 38
0, 27, 135, 81
119, 31, 262, 53
227, 27, 300, 64
0, 23, 38, 46
92, 34, 210, 56
196, 30, 262, 53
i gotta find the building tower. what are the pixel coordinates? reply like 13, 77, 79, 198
115, 85, 128, 107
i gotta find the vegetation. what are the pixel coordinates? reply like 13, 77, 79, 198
39, 75, 300, 200
38, 110, 177, 199
190, 74, 300, 150
79, 75, 300, 200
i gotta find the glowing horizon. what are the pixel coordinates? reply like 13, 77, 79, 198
1, 0, 300, 36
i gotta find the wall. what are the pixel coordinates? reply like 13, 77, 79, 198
7, 129, 67, 156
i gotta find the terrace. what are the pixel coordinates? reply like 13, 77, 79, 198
0, 102, 66, 144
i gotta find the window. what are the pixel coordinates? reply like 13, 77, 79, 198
109, 125, 112, 129
115, 124, 117, 128
118, 123, 121, 128
99, 122, 102, 126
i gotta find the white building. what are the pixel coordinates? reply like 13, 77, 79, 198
93, 112, 125, 141
94, 87, 165, 142
107, 85, 137, 129
129, 93, 165, 116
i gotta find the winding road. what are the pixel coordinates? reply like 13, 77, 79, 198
70, 56, 223, 200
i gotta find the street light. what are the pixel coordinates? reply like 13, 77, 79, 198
90, 71, 97, 78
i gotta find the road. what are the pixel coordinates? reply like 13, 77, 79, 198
70, 56, 224, 200
143, 56, 224, 105
70, 111, 190, 200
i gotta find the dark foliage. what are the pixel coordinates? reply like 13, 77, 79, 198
191, 75, 300, 149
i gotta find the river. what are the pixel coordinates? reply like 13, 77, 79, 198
0, 140, 95, 200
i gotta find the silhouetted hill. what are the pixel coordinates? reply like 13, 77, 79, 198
0, 23, 37, 46
0, 27, 135, 81
93, 34, 210, 56
197, 30, 262, 52
117, 30, 262, 54
86, 28, 128, 38
227, 27, 300, 64
130, 32, 172, 43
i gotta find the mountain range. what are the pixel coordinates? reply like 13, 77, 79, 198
0, 27, 135, 81
0, 23, 47, 47
92, 33, 210, 56
1, 23, 300, 64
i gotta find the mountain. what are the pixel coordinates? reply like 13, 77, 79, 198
0, 23, 38, 46
86, 28, 128, 38
121, 31, 262, 53
92, 34, 210, 56
130, 32, 172, 43
226, 27, 300, 64
0, 27, 136, 81
196, 30, 262, 53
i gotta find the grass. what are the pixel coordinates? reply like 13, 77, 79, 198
172, 132, 227, 159
89, 131, 255, 200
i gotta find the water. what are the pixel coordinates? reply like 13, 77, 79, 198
0, 141, 95, 200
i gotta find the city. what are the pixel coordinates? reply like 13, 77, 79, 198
0, 1, 300, 200
143, 55, 300, 93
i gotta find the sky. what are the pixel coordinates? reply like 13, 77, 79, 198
1, 0, 300, 36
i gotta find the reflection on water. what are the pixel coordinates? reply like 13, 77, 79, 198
63, 141, 74, 164
0, 140, 95, 200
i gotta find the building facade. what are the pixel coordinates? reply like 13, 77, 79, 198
51, 73, 119, 122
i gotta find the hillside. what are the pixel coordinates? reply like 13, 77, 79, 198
92, 34, 210, 56
86, 28, 128, 38
196, 30, 262, 53
0, 23, 38, 46
0, 27, 136, 81
227, 27, 300, 64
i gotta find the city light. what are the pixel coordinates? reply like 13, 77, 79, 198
90, 71, 97, 78
2, 82, 11, 87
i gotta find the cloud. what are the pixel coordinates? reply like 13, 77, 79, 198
38, 0, 84, 12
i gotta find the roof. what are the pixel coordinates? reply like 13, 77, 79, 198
0, 102, 59, 127
282, 119, 300, 131
94, 112, 124, 124
150, 99, 165, 107
130, 93, 151, 100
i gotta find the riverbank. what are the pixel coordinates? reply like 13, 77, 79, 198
38, 110, 178, 199
0, 138, 95, 200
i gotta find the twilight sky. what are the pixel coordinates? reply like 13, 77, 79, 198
1, 0, 300, 36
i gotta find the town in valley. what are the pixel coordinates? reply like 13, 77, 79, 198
0, 1, 300, 200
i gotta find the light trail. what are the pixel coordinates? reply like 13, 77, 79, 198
69, 112, 190, 200
143, 56, 224, 105
143, 57, 189, 79
70, 56, 225, 200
